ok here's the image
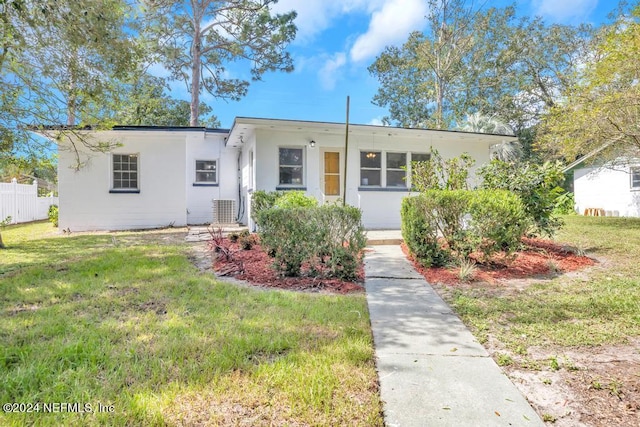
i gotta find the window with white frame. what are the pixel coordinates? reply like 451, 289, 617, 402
360, 151, 381, 186
279, 147, 304, 186
632, 167, 640, 190
195, 160, 217, 184
386, 152, 407, 187
112, 154, 138, 190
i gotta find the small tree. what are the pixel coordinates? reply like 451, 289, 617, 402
479, 159, 565, 237
410, 148, 475, 192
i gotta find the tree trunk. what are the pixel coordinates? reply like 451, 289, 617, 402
67, 52, 78, 126
190, 24, 202, 126
0, 231, 5, 249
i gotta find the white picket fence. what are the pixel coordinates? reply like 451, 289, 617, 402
0, 179, 59, 224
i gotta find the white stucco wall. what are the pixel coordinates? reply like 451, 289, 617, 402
186, 132, 239, 224
249, 127, 495, 229
58, 131, 186, 231
574, 166, 640, 217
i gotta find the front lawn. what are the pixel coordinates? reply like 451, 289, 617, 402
0, 222, 383, 426
431, 216, 640, 425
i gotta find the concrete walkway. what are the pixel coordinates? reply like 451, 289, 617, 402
365, 245, 544, 427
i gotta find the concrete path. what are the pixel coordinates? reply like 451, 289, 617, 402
365, 245, 544, 427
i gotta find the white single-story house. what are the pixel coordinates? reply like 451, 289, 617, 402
568, 156, 640, 217
56, 117, 515, 231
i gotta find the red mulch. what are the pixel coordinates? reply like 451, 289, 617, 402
402, 237, 597, 286
212, 238, 365, 294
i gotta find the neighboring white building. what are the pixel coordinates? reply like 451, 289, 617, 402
572, 160, 640, 217
56, 118, 514, 231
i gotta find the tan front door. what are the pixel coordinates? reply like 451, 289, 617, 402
322, 150, 342, 203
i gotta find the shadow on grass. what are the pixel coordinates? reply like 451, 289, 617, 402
1, 244, 380, 426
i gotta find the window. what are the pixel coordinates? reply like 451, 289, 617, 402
279, 147, 304, 186
387, 152, 407, 187
195, 160, 217, 184
360, 151, 381, 186
112, 154, 138, 190
411, 153, 431, 163
632, 167, 640, 190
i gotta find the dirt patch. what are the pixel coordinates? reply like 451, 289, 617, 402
199, 237, 364, 294
404, 238, 639, 426
494, 342, 640, 426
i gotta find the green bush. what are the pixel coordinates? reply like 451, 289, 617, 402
401, 196, 450, 267
410, 148, 475, 192
479, 160, 565, 237
274, 191, 318, 209
251, 190, 282, 224
257, 205, 366, 279
553, 192, 576, 215
251, 190, 318, 226
401, 190, 526, 265
48, 205, 58, 227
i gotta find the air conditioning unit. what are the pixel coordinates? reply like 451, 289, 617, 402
212, 199, 236, 224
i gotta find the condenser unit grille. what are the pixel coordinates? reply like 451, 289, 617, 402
213, 199, 236, 224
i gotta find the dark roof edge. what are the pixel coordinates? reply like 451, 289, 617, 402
231, 116, 517, 138
112, 125, 229, 133
29, 124, 229, 133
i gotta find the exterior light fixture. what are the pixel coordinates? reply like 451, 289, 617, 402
309, 140, 316, 148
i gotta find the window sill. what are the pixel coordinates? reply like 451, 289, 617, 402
109, 189, 140, 194
358, 187, 410, 192
193, 183, 219, 187
276, 186, 307, 191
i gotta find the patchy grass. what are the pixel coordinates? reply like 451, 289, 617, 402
446, 216, 640, 350
0, 222, 382, 426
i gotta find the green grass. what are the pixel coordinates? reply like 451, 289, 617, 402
0, 222, 383, 426
445, 216, 640, 351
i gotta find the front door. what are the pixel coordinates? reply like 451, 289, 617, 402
321, 150, 343, 203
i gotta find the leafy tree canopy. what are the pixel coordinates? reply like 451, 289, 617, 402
540, 4, 640, 163
141, 0, 297, 125
369, 0, 593, 134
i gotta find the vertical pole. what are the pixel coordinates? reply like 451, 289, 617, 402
343, 96, 350, 206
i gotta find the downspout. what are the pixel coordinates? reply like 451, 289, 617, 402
235, 149, 245, 223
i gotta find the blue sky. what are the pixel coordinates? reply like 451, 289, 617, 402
173, 0, 617, 129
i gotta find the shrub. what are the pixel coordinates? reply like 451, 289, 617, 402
554, 192, 576, 215
274, 191, 318, 209
251, 190, 282, 225
48, 205, 58, 227
251, 190, 318, 226
257, 205, 366, 279
401, 189, 526, 265
479, 160, 565, 237
410, 148, 475, 192
400, 196, 450, 267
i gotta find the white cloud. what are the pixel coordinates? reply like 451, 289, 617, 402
532, 0, 598, 23
350, 0, 428, 62
318, 52, 347, 90
368, 117, 386, 126
271, 0, 385, 42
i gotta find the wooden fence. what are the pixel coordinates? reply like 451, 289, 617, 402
0, 179, 58, 224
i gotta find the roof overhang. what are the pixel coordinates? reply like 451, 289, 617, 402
226, 117, 516, 148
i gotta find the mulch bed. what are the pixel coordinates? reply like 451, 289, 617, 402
211, 238, 365, 294
402, 237, 597, 285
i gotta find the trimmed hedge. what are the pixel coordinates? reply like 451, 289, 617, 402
256, 205, 366, 279
401, 189, 527, 266
251, 190, 317, 226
